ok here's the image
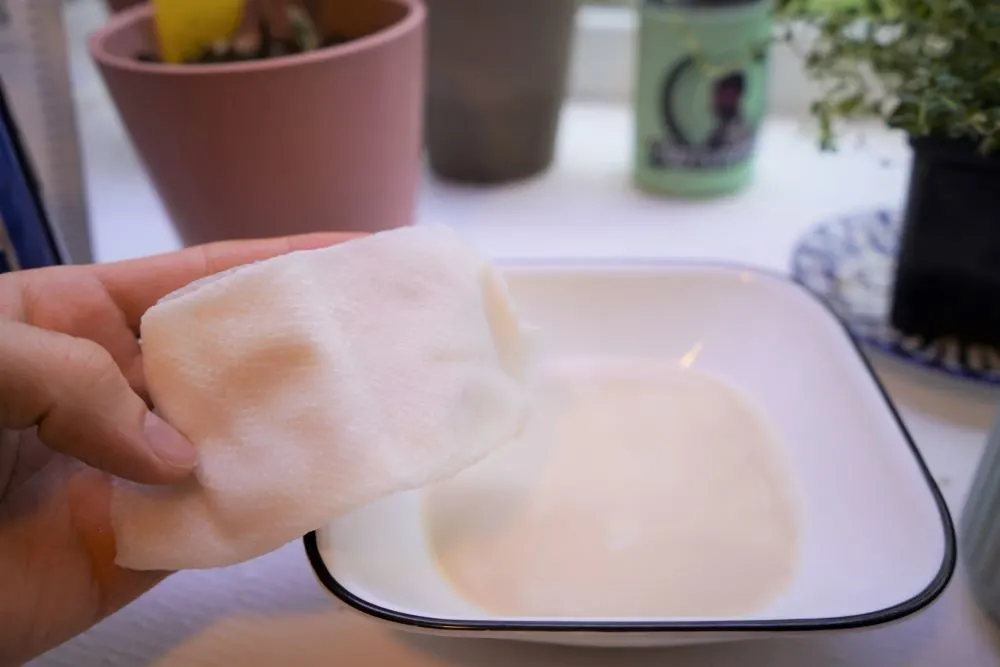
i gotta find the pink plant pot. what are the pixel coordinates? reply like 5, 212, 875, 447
89, 0, 425, 246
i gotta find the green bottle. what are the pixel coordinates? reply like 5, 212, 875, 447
633, 0, 773, 198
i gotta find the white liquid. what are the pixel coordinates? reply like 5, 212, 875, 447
422, 358, 802, 619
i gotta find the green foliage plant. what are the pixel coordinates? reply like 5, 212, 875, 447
773, 0, 1000, 154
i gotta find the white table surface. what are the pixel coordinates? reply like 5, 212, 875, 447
32, 4, 1000, 664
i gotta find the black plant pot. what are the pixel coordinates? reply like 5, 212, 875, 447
889, 136, 1000, 346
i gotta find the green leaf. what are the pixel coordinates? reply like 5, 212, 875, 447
779, 0, 1000, 154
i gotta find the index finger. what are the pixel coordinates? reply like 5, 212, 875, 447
95, 232, 361, 332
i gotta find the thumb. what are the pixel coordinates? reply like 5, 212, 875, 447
0, 320, 196, 484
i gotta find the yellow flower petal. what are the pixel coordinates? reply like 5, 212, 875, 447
152, 0, 247, 64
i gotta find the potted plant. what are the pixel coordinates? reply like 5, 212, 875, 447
89, 0, 425, 247
776, 0, 1000, 345
422, 0, 578, 185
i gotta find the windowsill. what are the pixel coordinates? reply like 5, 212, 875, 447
65, 0, 909, 272
82, 94, 911, 276
421, 106, 909, 271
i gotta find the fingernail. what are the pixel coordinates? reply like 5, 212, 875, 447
143, 412, 197, 470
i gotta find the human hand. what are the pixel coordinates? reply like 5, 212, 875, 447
0, 232, 357, 666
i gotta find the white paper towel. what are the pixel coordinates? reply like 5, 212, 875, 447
111, 226, 533, 571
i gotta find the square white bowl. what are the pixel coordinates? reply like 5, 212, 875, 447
305, 261, 955, 647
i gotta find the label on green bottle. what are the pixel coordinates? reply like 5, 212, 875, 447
634, 0, 772, 197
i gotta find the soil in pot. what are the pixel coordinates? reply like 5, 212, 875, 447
135, 32, 353, 64
889, 136, 1000, 346
423, 0, 578, 185
133, 1, 365, 64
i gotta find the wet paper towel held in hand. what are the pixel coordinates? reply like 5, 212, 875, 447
111, 226, 534, 571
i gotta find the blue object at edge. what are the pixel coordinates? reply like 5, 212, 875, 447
0, 78, 61, 273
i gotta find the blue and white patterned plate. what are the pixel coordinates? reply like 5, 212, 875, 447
790, 209, 1000, 387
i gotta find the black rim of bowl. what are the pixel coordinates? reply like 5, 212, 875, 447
302, 259, 957, 634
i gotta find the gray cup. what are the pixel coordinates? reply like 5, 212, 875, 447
962, 408, 1000, 623
423, 0, 578, 185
